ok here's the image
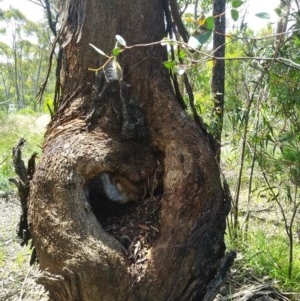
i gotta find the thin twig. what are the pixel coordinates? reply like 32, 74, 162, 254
36, 31, 61, 104
19, 265, 34, 301
0, 156, 8, 166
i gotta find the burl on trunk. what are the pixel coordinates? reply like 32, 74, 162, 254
28, 0, 230, 300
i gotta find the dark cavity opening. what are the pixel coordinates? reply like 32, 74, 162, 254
87, 166, 163, 262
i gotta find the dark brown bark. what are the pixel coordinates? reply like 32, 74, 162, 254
29, 0, 230, 300
211, 0, 226, 159
10, 139, 36, 246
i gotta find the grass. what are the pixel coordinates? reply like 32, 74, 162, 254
246, 230, 300, 292
226, 226, 300, 297
15, 246, 31, 268
0, 111, 49, 192
0, 196, 48, 300
0, 249, 5, 267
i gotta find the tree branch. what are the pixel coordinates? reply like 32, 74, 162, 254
169, 0, 189, 42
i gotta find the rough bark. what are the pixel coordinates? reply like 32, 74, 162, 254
29, 0, 230, 300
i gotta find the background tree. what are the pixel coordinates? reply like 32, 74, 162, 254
28, 0, 230, 300
0, 7, 53, 110
211, 0, 226, 158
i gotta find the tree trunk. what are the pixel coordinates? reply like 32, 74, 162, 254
211, 0, 226, 160
29, 0, 230, 300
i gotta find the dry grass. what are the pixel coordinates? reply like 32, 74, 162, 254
0, 195, 49, 301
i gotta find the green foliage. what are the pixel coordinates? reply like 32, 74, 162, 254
228, 230, 300, 292
163, 60, 176, 70
229, 0, 245, 22
43, 95, 54, 114
222, 6, 300, 293
112, 47, 121, 57
18, 107, 36, 115
188, 60, 213, 125
0, 112, 47, 192
231, 0, 244, 8
15, 248, 29, 267
0, 7, 54, 110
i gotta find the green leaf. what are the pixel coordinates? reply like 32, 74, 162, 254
115, 34, 126, 47
163, 60, 176, 69
112, 47, 121, 57
193, 29, 213, 46
274, 7, 282, 17
255, 12, 270, 19
231, 0, 244, 8
89, 43, 109, 58
205, 16, 214, 31
231, 9, 239, 21
179, 50, 186, 59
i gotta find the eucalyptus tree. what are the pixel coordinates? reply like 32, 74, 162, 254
0, 8, 30, 108
0, 7, 52, 110
25, 0, 231, 300
0, 41, 13, 102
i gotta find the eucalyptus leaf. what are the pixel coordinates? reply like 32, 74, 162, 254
255, 12, 270, 19
115, 34, 127, 47
231, 0, 244, 8
231, 9, 239, 21
89, 43, 109, 58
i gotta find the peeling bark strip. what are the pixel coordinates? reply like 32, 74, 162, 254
29, 0, 230, 300
10, 138, 37, 263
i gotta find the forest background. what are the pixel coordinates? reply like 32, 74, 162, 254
0, 0, 299, 300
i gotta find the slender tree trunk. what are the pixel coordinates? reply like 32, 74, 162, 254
12, 34, 21, 108
32, 47, 43, 111
211, 0, 226, 160
275, 0, 292, 47
29, 1, 230, 300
